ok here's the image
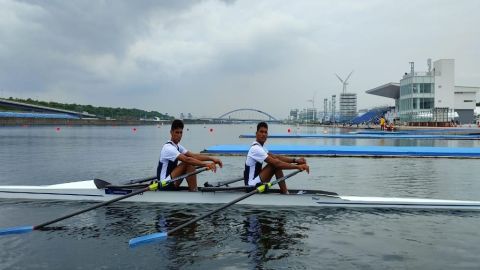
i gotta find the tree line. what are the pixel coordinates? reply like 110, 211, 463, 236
4, 97, 173, 120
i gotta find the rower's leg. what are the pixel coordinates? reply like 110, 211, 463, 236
171, 163, 198, 191
258, 164, 288, 194
170, 163, 187, 188
274, 169, 288, 194
185, 164, 198, 191
258, 164, 275, 184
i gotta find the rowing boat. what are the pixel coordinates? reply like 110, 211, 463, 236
1, 179, 479, 210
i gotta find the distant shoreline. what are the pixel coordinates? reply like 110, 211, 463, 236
1, 118, 478, 132
0, 117, 170, 126
0, 118, 257, 126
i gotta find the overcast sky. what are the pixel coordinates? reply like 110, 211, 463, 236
1, 0, 479, 118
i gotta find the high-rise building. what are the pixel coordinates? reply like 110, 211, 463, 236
323, 98, 328, 123
339, 93, 357, 122
289, 109, 299, 121
331, 95, 336, 123
306, 108, 317, 122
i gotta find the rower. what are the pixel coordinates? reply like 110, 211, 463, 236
158, 119, 223, 191
244, 122, 309, 194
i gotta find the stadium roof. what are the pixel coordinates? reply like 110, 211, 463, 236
365, 83, 399, 99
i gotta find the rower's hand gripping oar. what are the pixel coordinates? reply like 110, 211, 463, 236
128, 169, 303, 247
0, 167, 209, 236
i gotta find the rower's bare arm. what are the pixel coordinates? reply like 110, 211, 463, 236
295, 157, 307, 164
269, 153, 307, 165
265, 156, 309, 173
269, 153, 289, 163
177, 153, 217, 172
186, 152, 223, 168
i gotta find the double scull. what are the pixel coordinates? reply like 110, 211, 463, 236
0, 179, 479, 210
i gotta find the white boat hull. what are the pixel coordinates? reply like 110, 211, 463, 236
1, 180, 480, 210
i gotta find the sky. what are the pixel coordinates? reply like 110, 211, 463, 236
1, 0, 479, 119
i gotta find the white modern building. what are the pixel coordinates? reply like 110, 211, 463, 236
366, 59, 479, 125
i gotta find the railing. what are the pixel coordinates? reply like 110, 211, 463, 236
400, 107, 457, 123
402, 71, 433, 78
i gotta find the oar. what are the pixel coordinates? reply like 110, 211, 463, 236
203, 176, 244, 187
199, 186, 248, 192
118, 166, 205, 185
129, 169, 302, 247
120, 175, 157, 185
0, 167, 209, 236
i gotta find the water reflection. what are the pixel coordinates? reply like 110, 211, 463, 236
241, 212, 305, 268
2, 125, 480, 269
3, 199, 480, 269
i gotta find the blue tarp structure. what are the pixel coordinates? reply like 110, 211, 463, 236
350, 107, 390, 125
203, 144, 480, 158
0, 112, 79, 119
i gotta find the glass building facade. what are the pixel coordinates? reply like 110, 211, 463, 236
399, 74, 436, 122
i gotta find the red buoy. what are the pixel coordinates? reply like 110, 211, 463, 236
287, 128, 291, 133
209, 128, 213, 132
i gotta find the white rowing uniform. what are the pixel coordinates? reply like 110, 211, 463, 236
157, 141, 188, 181
244, 141, 268, 186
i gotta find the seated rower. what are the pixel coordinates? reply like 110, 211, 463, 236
244, 122, 309, 194
158, 119, 222, 191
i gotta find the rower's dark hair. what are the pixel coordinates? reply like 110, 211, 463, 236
171, 119, 184, 131
257, 121, 268, 131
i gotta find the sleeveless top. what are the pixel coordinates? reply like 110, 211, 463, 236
157, 141, 187, 180
243, 141, 268, 185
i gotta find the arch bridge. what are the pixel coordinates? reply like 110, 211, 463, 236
217, 108, 279, 122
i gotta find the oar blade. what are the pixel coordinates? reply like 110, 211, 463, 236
129, 232, 168, 247
0, 225, 34, 236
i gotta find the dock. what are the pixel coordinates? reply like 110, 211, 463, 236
238, 133, 480, 140
202, 144, 480, 158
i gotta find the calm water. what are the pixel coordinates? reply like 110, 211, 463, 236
1, 124, 480, 269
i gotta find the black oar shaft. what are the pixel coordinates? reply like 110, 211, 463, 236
121, 176, 157, 185
167, 189, 255, 235
166, 170, 301, 236
120, 166, 205, 185
34, 167, 208, 230
209, 177, 244, 187
35, 186, 149, 229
